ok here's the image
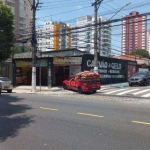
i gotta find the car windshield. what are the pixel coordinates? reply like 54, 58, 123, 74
134, 72, 146, 77
0, 77, 10, 81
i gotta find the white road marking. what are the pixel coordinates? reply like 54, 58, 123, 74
100, 89, 116, 92
132, 121, 150, 125
133, 89, 150, 95
116, 89, 139, 95
141, 93, 150, 98
105, 89, 127, 94
77, 112, 103, 118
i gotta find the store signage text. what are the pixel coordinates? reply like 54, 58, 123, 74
87, 60, 122, 70
54, 57, 82, 65
16, 61, 30, 67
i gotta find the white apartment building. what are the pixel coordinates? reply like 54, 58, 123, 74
71, 15, 111, 56
147, 30, 150, 54
37, 28, 46, 51
37, 21, 71, 51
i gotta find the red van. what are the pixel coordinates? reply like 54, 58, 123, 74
63, 71, 101, 94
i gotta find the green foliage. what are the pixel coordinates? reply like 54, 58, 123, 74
130, 49, 150, 58
0, 1, 14, 62
141, 63, 148, 68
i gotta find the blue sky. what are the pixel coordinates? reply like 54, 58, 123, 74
36, 0, 150, 55
37, 0, 149, 25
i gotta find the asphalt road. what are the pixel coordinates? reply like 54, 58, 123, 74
98, 84, 150, 98
0, 93, 150, 150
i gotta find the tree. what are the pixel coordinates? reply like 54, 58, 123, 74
0, 1, 14, 62
130, 49, 150, 58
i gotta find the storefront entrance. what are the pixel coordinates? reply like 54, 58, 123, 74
54, 66, 69, 85
15, 59, 48, 86
53, 57, 82, 86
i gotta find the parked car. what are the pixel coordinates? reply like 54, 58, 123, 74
0, 77, 13, 93
128, 71, 150, 86
63, 71, 101, 94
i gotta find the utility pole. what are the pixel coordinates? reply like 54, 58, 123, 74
92, 0, 103, 73
29, 0, 40, 93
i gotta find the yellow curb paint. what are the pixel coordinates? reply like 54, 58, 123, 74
77, 112, 103, 118
132, 121, 150, 125
40, 107, 59, 111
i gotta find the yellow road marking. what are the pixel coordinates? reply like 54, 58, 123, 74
40, 107, 59, 111
132, 120, 150, 125
77, 112, 103, 118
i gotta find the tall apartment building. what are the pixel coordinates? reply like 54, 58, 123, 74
71, 15, 111, 56
1, 0, 32, 43
37, 21, 71, 51
147, 30, 150, 54
121, 11, 147, 55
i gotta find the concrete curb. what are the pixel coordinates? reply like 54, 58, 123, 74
12, 82, 129, 95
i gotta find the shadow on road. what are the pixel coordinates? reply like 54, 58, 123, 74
0, 94, 34, 142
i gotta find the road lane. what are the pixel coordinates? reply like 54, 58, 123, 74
1, 93, 150, 150
77, 112, 104, 118
132, 120, 150, 125
40, 107, 59, 111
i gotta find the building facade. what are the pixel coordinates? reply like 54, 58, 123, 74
2, 0, 32, 44
71, 15, 111, 56
147, 30, 150, 54
37, 21, 71, 51
121, 11, 147, 55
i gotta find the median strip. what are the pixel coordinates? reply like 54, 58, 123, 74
40, 107, 59, 111
77, 112, 103, 118
132, 120, 150, 125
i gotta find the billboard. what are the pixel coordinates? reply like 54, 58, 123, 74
82, 54, 137, 84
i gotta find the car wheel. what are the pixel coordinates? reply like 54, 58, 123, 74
144, 80, 147, 86
129, 83, 132, 87
78, 87, 83, 94
0, 90, 1, 95
7, 90, 12, 93
92, 90, 97, 93
63, 84, 68, 90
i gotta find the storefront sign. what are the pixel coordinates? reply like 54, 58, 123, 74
82, 54, 137, 84
16, 60, 48, 67
15, 60, 30, 67
53, 57, 82, 65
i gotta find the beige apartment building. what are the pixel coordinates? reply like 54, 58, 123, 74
1, 0, 32, 43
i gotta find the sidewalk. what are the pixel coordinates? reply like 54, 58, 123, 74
13, 82, 129, 95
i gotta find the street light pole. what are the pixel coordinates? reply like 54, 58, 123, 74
92, 2, 131, 73
92, 0, 103, 73
30, 0, 39, 93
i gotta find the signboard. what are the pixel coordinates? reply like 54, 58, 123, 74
16, 60, 48, 67
82, 54, 137, 84
53, 57, 82, 65
15, 60, 31, 67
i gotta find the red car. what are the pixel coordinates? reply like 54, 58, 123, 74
63, 76, 101, 94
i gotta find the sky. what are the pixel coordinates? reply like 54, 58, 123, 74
36, 0, 150, 55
